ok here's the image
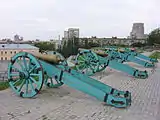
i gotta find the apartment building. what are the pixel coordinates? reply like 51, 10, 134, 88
0, 44, 39, 61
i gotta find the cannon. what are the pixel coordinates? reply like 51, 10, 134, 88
92, 47, 155, 68
124, 48, 158, 63
104, 46, 158, 63
75, 49, 148, 79
119, 49, 155, 68
7, 51, 131, 108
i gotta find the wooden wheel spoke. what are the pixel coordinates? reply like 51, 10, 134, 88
81, 65, 86, 70
84, 56, 89, 61
13, 79, 21, 86
29, 76, 38, 85
85, 65, 90, 68
78, 60, 85, 63
18, 79, 25, 92
78, 63, 85, 69
28, 78, 35, 91
10, 73, 19, 77
29, 65, 37, 73
78, 56, 85, 61
16, 58, 25, 70
25, 79, 29, 94
90, 62, 97, 65
12, 66, 23, 73
89, 65, 95, 70
84, 54, 91, 60
27, 59, 32, 70
22, 56, 28, 70
30, 73, 40, 77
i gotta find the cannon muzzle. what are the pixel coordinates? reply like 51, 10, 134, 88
91, 49, 108, 57
78, 48, 108, 57
32, 52, 62, 64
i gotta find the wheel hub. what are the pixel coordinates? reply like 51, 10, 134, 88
19, 72, 30, 79
85, 61, 90, 65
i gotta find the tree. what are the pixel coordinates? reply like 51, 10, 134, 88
88, 42, 100, 47
34, 42, 56, 52
61, 40, 69, 57
148, 28, 160, 45
131, 42, 145, 47
84, 38, 89, 49
72, 37, 79, 55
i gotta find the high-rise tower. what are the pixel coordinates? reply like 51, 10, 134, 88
130, 23, 145, 39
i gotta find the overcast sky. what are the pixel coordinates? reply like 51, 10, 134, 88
0, 0, 159, 40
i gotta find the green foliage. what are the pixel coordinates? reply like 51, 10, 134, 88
0, 81, 9, 91
148, 28, 160, 45
136, 48, 144, 53
73, 37, 80, 54
108, 44, 128, 47
59, 37, 102, 57
116, 44, 128, 47
131, 42, 145, 47
60, 37, 79, 57
84, 39, 90, 49
88, 42, 100, 48
34, 42, 56, 52
149, 51, 160, 59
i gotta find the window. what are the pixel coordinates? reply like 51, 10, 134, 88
10, 51, 12, 54
1, 57, 3, 60
5, 57, 7, 60
14, 51, 16, 54
1, 51, 3, 55
5, 51, 7, 54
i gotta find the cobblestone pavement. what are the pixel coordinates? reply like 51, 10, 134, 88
0, 53, 160, 120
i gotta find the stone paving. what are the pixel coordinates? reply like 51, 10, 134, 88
0, 53, 160, 120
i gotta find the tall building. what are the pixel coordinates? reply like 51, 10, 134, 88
68, 28, 79, 38
14, 34, 23, 41
20, 37, 23, 41
64, 31, 69, 40
63, 28, 79, 40
14, 34, 20, 41
130, 23, 145, 39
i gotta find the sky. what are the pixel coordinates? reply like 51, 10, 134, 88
0, 0, 159, 40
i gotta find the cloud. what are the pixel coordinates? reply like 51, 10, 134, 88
0, 0, 159, 39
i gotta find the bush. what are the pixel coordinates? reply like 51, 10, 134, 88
131, 42, 145, 47
34, 42, 56, 52
149, 51, 160, 59
0, 81, 9, 91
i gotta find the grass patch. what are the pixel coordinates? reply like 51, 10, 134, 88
0, 81, 9, 91
149, 51, 160, 59
137, 50, 144, 53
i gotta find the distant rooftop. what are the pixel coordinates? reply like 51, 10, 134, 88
0, 44, 39, 50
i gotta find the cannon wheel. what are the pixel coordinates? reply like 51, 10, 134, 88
44, 51, 65, 88
91, 48, 107, 72
75, 50, 99, 76
8, 52, 44, 98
